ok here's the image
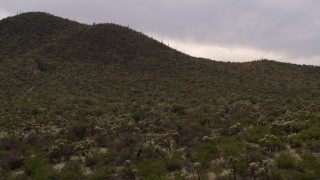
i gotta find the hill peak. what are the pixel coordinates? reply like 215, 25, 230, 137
0, 12, 80, 35
0, 12, 82, 56
0, 12, 189, 66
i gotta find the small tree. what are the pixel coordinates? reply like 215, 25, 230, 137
48, 145, 61, 163
48, 139, 73, 162
74, 139, 96, 159
123, 160, 136, 180
227, 156, 238, 180
230, 123, 241, 135
248, 162, 267, 180
261, 160, 271, 180
193, 162, 202, 180
259, 135, 278, 154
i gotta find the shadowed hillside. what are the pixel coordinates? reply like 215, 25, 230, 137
1, 12, 320, 179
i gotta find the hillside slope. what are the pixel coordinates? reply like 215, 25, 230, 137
0, 12, 320, 179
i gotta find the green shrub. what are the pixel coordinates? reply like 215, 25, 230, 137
24, 156, 59, 179
0, 137, 24, 170
82, 107, 104, 116
137, 160, 166, 179
269, 169, 288, 180
194, 142, 219, 168
170, 104, 186, 115
299, 126, 320, 140
165, 153, 182, 171
85, 152, 110, 167
270, 169, 310, 180
131, 112, 144, 122
67, 122, 91, 140
153, 126, 166, 133
244, 126, 269, 143
88, 165, 115, 180
275, 152, 296, 169
59, 161, 83, 180
290, 137, 303, 148
300, 152, 320, 174
194, 116, 208, 126
220, 137, 243, 157
296, 173, 318, 180
0, 150, 24, 170
0, 168, 10, 179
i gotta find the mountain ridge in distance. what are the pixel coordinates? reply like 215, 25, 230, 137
1, 12, 190, 64
1, 11, 319, 114
2, 12, 318, 67
1, 11, 320, 114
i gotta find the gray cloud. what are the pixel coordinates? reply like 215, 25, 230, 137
1, 0, 320, 65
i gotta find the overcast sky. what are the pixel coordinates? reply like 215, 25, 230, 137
1, 0, 320, 65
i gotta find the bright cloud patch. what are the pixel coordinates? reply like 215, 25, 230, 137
149, 33, 320, 66
0, 7, 11, 20
149, 34, 285, 62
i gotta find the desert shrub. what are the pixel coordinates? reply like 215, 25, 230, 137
194, 142, 219, 168
243, 144, 264, 162
178, 124, 208, 146
170, 104, 186, 115
35, 59, 56, 72
244, 126, 269, 143
298, 126, 320, 140
6, 173, 29, 180
0, 137, 20, 150
165, 153, 182, 171
296, 173, 318, 180
109, 136, 129, 151
290, 137, 303, 148
138, 146, 162, 160
24, 132, 45, 145
24, 156, 59, 179
269, 169, 289, 180
67, 122, 91, 140
193, 115, 208, 126
93, 134, 108, 146
85, 152, 110, 167
85, 155, 99, 167
153, 126, 166, 133
0, 137, 24, 170
48, 145, 61, 163
236, 158, 250, 176
137, 160, 166, 179
88, 165, 115, 180
114, 149, 132, 166
20, 143, 33, 155
0, 168, 10, 179
299, 152, 320, 174
62, 143, 74, 161
82, 106, 104, 116
275, 152, 296, 169
131, 111, 144, 122
0, 150, 24, 170
270, 169, 308, 180
59, 161, 83, 180
173, 171, 186, 180
220, 137, 244, 157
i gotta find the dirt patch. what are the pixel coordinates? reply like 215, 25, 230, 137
53, 162, 66, 171
83, 167, 93, 175
286, 144, 301, 160
207, 172, 217, 180
12, 170, 24, 176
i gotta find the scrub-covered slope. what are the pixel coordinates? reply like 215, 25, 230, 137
1, 12, 320, 179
